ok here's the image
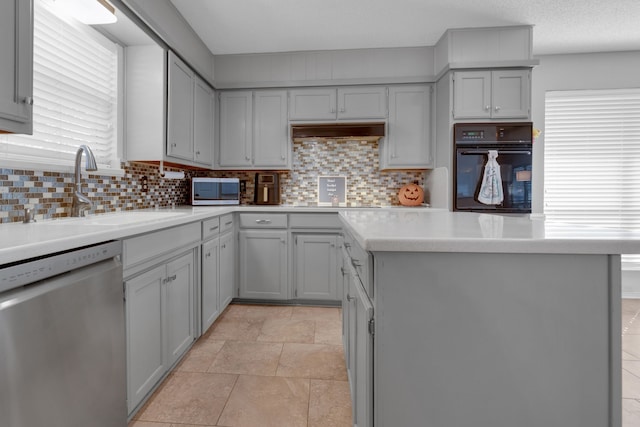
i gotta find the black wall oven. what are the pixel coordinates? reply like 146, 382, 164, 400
454, 122, 532, 213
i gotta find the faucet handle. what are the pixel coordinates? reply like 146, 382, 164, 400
23, 208, 36, 223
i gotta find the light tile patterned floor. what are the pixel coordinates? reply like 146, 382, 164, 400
129, 304, 351, 427
130, 300, 640, 427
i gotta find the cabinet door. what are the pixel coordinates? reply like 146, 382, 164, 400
294, 234, 338, 300
352, 272, 374, 427
219, 91, 253, 167
167, 52, 194, 160
383, 85, 432, 169
0, 0, 33, 134
288, 88, 337, 121
125, 265, 165, 414
193, 77, 214, 166
201, 237, 220, 333
239, 230, 288, 299
219, 231, 235, 309
491, 69, 530, 119
452, 71, 492, 119
253, 90, 289, 168
337, 87, 387, 120
165, 252, 195, 367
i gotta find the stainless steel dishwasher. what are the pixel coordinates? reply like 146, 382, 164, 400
0, 240, 126, 427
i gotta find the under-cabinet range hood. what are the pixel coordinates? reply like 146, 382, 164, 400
291, 122, 385, 142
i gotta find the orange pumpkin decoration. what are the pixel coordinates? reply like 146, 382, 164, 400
398, 182, 424, 206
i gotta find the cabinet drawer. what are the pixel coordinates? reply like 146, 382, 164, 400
123, 222, 200, 269
220, 213, 234, 233
202, 217, 221, 240
289, 213, 341, 229
239, 213, 287, 228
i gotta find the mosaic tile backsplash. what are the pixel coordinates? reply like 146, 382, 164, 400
1, 140, 424, 223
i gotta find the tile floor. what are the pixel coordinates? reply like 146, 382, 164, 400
130, 300, 640, 427
128, 304, 351, 427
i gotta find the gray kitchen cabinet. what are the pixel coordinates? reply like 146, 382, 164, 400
193, 77, 215, 165
253, 90, 289, 167
125, 265, 165, 416
164, 252, 196, 367
218, 90, 252, 167
239, 230, 288, 300
168, 52, 214, 166
0, 0, 33, 134
167, 52, 194, 160
341, 233, 374, 427
288, 88, 337, 121
201, 235, 220, 333
219, 227, 235, 308
123, 223, 200, 416
239, 228, 288, 300
125, 248, 196, 415
126, 48, 214, 168
288, 86, 387, 121
381, 84, 433, 170
453, 69, 530, 119
218, 90, 289, 169
293, 234, 339, 300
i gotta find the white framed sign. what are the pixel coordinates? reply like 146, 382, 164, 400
318, 176, 346, 206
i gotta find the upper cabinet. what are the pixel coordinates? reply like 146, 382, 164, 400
381, 85, 433, 170
289, 87, 387, 121
167, 52, 214, 166
0, 0, 33, 134
452, 69, 530, 120
217, 89, 290, 169
125, 48, 214, 169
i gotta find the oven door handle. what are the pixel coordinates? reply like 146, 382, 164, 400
459, 150, 532, 155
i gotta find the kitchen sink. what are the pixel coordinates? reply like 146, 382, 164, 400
39, 210, 189, 226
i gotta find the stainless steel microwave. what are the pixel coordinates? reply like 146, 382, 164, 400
190, 177, 240, 205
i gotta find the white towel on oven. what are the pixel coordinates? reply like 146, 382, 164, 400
478, 150, 504, 205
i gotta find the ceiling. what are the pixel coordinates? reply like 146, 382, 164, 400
169, 0, 640, 56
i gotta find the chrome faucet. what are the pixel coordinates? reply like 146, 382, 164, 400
71, 145, 98, 217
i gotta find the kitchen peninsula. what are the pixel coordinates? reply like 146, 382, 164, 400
2, 207, 639, 427
340, 209, 640, 427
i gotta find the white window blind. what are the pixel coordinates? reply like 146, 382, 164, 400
2, 0, 119, 169
544, 88, 640, 269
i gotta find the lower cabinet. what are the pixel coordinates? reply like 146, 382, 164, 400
219, 230, 235, 307
293, 234, 339, 300
342, 235, 374, 427
125, 249, 196, 415
201, 236, 220, 333
239, 229, 288, 299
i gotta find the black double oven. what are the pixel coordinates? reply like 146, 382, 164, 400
453, 122, 532, 213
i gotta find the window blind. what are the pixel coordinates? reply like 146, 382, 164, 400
3, 0, 119, 169
544, 88, 640, 269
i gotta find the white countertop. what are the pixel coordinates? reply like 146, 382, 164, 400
339, 209, 640, 254
3, 206, 640, 266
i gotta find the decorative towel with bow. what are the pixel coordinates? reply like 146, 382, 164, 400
477, 150, 504, 205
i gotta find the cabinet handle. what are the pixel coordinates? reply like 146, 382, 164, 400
340, 267, 347, 276
22, 96, 34, 106
351, 258, 362, 267
281, 155, 286, 160
209, 226, 219, 231
484, 105, 491, 111
205, 252, 211, 258
222, 244, 226, 249
225, 221, 233, 226
245, 156, 251, 161
172, 143, 177, 147
255, 219, 272, 224
346, 294, 355, 301
167, 274, 177, 282
344, 243, 351, 249
196, 151, 201, 155
330, 107, 336, 113
494, 106, 501, 112
281, 239, 286, 244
